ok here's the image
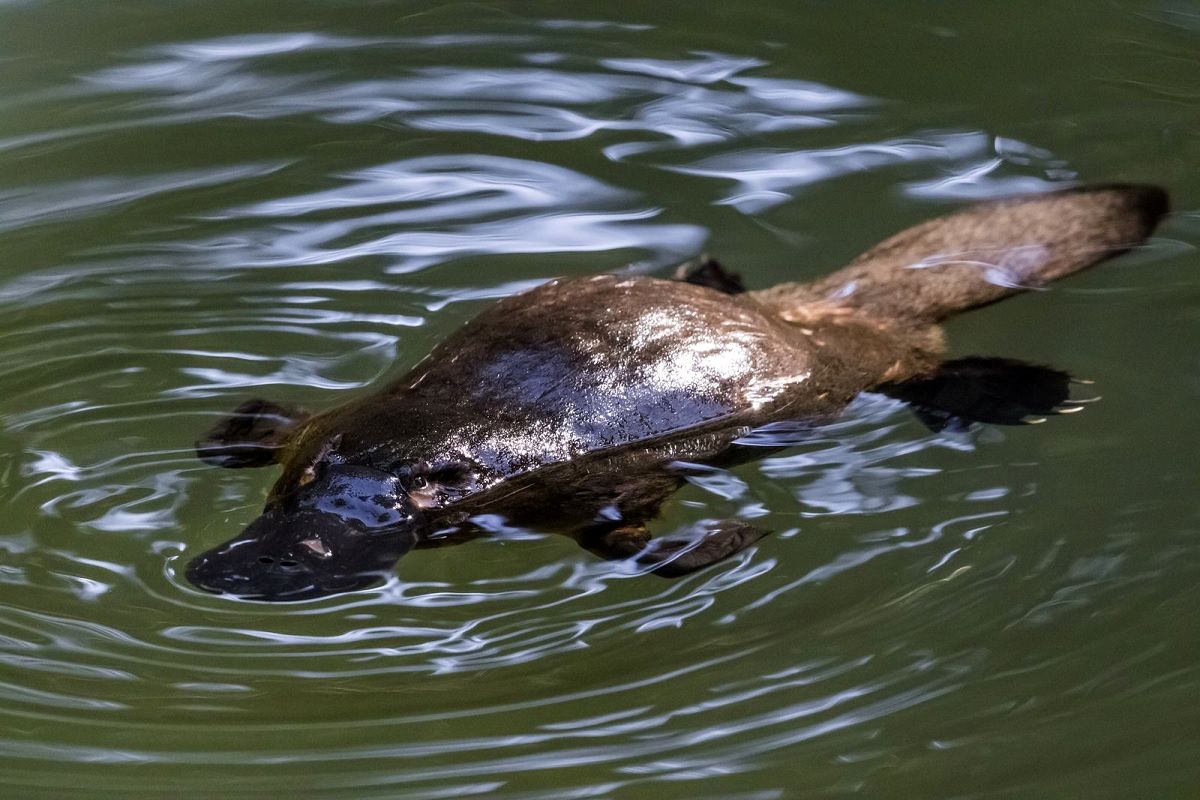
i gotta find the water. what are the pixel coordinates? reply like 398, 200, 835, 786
1, 1, 1198, 797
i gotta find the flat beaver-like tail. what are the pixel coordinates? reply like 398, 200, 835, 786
754, 184, 1169, 325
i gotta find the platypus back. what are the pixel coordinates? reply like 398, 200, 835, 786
753, 184, 1169, 324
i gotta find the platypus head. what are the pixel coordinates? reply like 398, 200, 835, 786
186, 464, 421, 601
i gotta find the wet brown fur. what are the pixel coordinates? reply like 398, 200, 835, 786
191, 184, 1169, 597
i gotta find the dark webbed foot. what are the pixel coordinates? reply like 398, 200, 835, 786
673, 255, 746, 295
880, 357, 1088, 432
587, 520, 769, 577
195, 398, 311, 468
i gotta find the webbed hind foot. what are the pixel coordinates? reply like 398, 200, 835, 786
673, 255, 746, 295
880, 357, 1085, 432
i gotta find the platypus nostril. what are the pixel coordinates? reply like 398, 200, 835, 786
255, 554, 304, 573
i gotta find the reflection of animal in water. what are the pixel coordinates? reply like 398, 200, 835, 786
186, 185, 1168, 601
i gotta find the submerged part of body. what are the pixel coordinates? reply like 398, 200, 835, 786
186, 184, 1169, 600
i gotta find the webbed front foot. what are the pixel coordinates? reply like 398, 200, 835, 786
195, 398, 311, 468
587, 520, 770, 577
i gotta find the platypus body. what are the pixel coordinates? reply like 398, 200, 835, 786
187, 185, 1168, 600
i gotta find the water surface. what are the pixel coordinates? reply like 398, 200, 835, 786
1, 1, 1198, 798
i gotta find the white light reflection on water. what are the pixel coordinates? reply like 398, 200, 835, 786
207, 155, 705, 274
3, 35, 872, 168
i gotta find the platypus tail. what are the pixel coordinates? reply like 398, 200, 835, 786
753, 184, 1169, 324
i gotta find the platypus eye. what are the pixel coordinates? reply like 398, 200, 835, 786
411, 475, 428, 490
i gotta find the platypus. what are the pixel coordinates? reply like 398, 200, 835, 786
186, 184, 1168, 600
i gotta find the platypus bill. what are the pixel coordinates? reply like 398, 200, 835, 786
186, 184, 1168, 601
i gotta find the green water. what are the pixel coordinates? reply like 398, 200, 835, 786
1, 1, 1198, 797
